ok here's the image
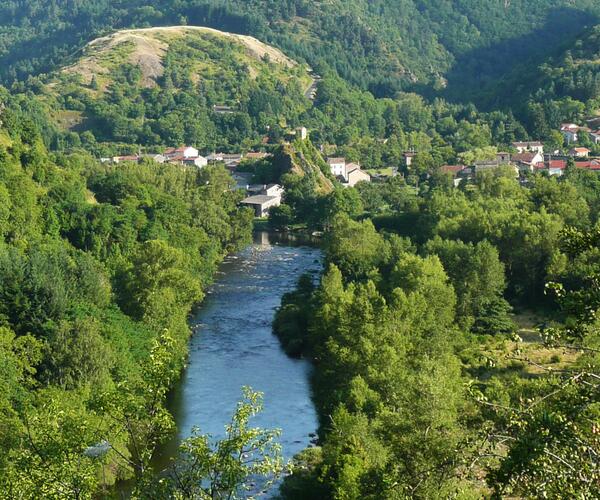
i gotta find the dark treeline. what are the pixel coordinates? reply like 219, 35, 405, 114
2, 1, 600, 106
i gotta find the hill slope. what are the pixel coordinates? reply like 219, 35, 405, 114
32, 26, 312, 152
2, 0, 600, 101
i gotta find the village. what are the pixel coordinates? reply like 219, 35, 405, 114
434, 123, 600, 186
101, 126, 374, 218
101, 121, 600, 218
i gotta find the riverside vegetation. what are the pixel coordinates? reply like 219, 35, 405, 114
0, 92, 289, 497
274, 168, 600, 498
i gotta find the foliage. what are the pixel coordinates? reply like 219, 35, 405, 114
158, 388, 284, 499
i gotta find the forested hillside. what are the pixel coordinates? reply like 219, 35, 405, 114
10, 26, 538, 170
2, 0, 600, 100
24, 26, 311, 154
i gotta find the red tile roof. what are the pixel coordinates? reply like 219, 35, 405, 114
513, 153, 543, 165
440, 165, 466, 174
546, 160, 566, 170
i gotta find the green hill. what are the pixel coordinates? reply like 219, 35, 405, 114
463, 23, 600, 131
30, 26, 313, 153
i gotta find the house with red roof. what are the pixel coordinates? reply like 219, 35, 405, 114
164, 146, 199, 160
512, 152, 544, 173
569, 147, 590, 158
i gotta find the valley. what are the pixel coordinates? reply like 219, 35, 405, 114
0, 2, 598, 499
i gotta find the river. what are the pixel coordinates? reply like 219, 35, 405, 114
153, 231, 322, 495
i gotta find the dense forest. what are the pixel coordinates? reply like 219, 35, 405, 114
275, 167, 600, 498
1, 0, 600, 101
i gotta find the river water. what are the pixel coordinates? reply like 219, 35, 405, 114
153, 231, 322, 494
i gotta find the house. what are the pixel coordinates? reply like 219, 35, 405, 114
112, 155, 139, 163
512, 152, 544, 173
544, 160, 567, 176
327, 157, 347, 178
296, 127, 308, 140
496, 152, 511, 163
439, 165, 469, 187
512, 141, 544, 154
164, 146, 199, 160
473, 160, 519, 176
327, 158, 371, 186
569, 147, 590, 158
473, 160, 503, 171
345, 164, 371, 187
577, 159, 600, 171
589, 130, 600, 144
240, 184, 284, 217
241, 195, 281, 217
560, 124, 580, 144
440, 165, 468, 176
213, 105, 235, 114
182, 156, 208, 168
403, 151, 416, 168
207, 152, 244, 168
232, 172, 253, 190
263, 184, 284, 197
244, 152, 271, 161
139, 153, 166, 163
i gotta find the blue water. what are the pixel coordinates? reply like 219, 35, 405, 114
155, 232, 321, 493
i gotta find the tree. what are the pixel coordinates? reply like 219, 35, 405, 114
424, 237, 513, 332
269, 203, 294, 230
321, 187, 364, 228
478, 227, 600, 498
325, 214, 388, 280
159, 388, 284, 499
121, 240, 203, 328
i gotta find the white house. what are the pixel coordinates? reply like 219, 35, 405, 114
240, 195, 281, 217
139, 153, 166, 163
403, 151, 416, 168
296, 127, 308, 140
182, 156, 208, 168
345, 165, 371, 187
327, 157, 347, 178
512, 141, 544, 154
263, 184, 284, 197
240, 184, 284, 217
164, 146, 199, 160
512, 152, 544, 173
560, 124, 580, 144
569, 147, 590, 158
327, 157, 371, 186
